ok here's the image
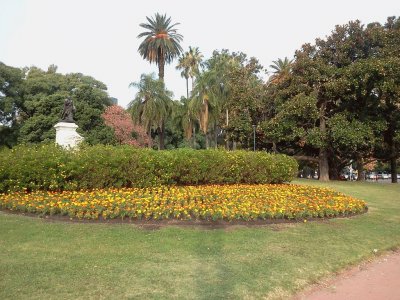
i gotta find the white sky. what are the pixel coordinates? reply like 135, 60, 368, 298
0, 0, 398, 108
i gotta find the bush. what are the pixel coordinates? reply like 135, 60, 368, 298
0, 144, 298, 192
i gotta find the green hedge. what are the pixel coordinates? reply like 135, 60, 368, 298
0, 144, 298, 192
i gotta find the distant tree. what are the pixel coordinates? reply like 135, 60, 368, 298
102, 105, 150, 147
268, 57, 293, 84
138, 13, 183, 81
187, 46, 203, 91
176, 53, 190, 98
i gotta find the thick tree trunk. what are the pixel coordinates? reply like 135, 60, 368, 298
319, 100, 329, 181
356, 156, 365, 181
328, 163, 341, 180
205, 133, 209, 149
390, 157, 398, 183
319, 149, 330, 181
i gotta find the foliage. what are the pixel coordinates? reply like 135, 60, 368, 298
0, 62, 24, 147
102, 105, 150, 147
0, 184, 366, 221
0, 64, 115, 146
0, 144, 298, 192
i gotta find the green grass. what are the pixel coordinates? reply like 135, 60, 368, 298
1, 180, 399, 299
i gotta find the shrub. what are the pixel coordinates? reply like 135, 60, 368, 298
0, 144, 298, 192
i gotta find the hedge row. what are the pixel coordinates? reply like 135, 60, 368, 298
0, 144, 298, 192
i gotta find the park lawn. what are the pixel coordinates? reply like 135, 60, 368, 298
0, 180, 399, 299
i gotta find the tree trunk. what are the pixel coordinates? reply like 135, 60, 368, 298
318, 100, 329, 181
205, 132, 209, 149
232, 141, 237, 150
158, 122, 165, 150
214, 125, 218, 149
158, 49, 165, 81
192, 126, 196, 149
272, 142, 277, 153
319, 148, 330, 181
328, 163, 341, 180
390, 157, 398, 183
356, 156, 365, 181
186, 78, 189, 99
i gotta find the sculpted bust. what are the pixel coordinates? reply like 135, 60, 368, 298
60, 97, 76, 123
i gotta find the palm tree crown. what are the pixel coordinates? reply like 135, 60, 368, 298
268, 57, 293, 84
138, 13, 183, 81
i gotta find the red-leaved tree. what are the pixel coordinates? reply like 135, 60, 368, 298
102, 105, 150, 147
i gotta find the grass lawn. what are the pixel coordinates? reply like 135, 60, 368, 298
1, 180, 399, 299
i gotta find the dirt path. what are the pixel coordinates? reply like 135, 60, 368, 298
293, 250, 400, 300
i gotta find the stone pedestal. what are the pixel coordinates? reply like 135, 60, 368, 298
54, 122, 84, 149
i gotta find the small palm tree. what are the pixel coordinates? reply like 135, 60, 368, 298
138, 13, 183, 81
268, 57, 293, 84
129, 73, 172, 149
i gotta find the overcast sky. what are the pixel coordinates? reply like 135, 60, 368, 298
1, 0, 398, 107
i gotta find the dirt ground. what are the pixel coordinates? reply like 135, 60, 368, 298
293, 250, 400, 300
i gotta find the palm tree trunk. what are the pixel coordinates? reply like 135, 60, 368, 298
214, 125, 218, 149
192, 126, 195, 149
186, 78, 189, 99
158, 122, 165, 150
158, 49, 165, 81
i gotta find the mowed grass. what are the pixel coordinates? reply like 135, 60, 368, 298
0, 180, 399, 299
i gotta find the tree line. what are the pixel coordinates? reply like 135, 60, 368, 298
1, 14, 399, 182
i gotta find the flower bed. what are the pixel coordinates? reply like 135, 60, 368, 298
0, 184, 367, 221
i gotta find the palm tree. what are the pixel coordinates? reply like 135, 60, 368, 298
176, 46, 203, 98
129, 73, 172, 149
176, 54, 190, 98
187, 46, 203, 92
138, 13, 183, 81
268, 57, 293, 84
189, 70, 220, 149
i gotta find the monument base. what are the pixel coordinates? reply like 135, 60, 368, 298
54, 122, 84, 149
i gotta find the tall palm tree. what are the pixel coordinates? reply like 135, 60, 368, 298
138, 13, 183, 81
176, 46, 203, 98
268, 57, 293, 84
176, 54, 190, 98
187, 46, 203, 92
129, 73, 172, 149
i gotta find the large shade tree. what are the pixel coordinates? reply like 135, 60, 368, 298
138, 13, 183, 81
